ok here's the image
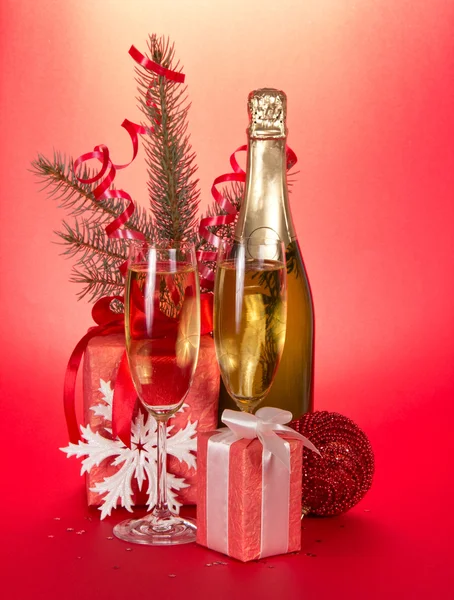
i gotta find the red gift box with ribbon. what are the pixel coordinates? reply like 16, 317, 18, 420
83, 332, 219, 509
62, 292, 219, 517
197, 408, 318, 562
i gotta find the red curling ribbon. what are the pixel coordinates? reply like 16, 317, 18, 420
197, 145, 298, 289
73, 120, 148, 258
72, 45, 187, 251
129, 45, 185, 83
196, 147, 247, 288
229, 144, 247, 173
129, 44, 186, 131
285, 146, 298, 170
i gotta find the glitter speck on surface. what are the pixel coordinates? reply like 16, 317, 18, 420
205, 563, 213, 567
76, 530, 86, 535
305, 553, 317, 557
66, 528, 74, 532
106, 536, 114, 540
268, 565, 275, 569
47, 535, 54, 538
125, 548, 132, 551
168, 574, 177, 578
53, 517, 61, 521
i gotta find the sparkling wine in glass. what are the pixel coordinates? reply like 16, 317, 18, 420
214, 237, 287, 414
113, 241, 200, 545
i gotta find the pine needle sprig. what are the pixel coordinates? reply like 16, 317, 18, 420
70, 258, 125, 301
31, 151, 155, 304
31, 151, 154, 240
135, 35, 201, 243
32, 34, 203, 305
55, 219, 127, 267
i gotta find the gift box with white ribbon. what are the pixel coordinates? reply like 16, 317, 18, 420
196, 408, 318, 562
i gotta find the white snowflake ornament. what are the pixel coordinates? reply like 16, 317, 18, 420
61, 379, 198, 519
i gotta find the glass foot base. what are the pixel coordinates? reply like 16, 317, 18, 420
113, 514, 196, 546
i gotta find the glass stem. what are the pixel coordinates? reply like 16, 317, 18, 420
154, 416, 170, 516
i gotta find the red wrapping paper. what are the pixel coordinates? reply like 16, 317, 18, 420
83, 333, 219, 506
197, 430, 303, 562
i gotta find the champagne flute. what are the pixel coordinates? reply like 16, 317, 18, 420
114, 241, 201, 545
214, 236, 287, 414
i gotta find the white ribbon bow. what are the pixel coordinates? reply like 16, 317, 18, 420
221, 407, 320, 471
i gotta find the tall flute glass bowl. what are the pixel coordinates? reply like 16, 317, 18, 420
214, 236, 287, 414
113, 241, 200, 545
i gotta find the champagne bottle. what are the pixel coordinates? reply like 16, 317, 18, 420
219, 88, 314, 419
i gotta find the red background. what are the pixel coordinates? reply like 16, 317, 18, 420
1, 1, 453, 598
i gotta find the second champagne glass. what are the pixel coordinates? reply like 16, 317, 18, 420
114, 241, 200, 545
214, 236, 287, 414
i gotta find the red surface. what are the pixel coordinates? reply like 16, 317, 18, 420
1, 1, 453, 598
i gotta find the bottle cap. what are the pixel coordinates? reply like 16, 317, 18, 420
247, 88, 287, 139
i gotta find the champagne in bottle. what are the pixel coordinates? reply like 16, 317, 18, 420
219, 88, 314, 418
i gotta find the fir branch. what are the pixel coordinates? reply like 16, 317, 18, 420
135, 35, 201, 243
55, 219, 128, 271
70, 258, 125, 302
31, 151, 155, 304
31, 151, 154, 240
31, 34, 204, 305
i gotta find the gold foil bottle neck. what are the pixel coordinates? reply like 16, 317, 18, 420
247, 88, 287, 139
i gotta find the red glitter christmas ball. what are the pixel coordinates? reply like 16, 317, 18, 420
291, 411, 375, 517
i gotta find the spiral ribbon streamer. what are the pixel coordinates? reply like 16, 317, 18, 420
72, 45, 186, 269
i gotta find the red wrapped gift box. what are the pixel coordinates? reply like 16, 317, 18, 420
197, 409, 304, 562
82, 333, 219, 507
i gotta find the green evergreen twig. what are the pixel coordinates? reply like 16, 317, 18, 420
70, 259, 125, 301
136, 35, 200, 243
31, 152, 154, 238
31, 35, 209, 303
